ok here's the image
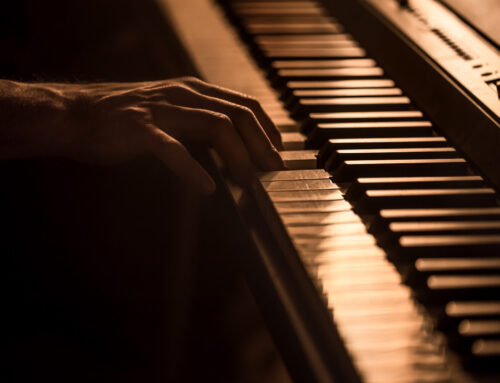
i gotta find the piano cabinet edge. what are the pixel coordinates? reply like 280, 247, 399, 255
322, 0, 500, 194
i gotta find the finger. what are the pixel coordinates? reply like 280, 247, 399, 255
149, 103, 257, 186
83, 81, 155, 91
156, 87, 284, 171
145, 124, 216, 195
181, 77, 283, 150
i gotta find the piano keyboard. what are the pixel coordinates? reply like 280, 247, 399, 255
160, 0, 500, 381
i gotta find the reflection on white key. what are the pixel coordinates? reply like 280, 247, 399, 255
317, 262, 395, 276
331, 300, 416, 319
282, 211, 361, 225
345, 336, 442, 352
322, 273, 402, 291
294, 234, 376, 250
327, 287, 412, 304
259, 169, 330, 181
288, 222, 364, 237
276, 200, 352, 214
300, 247, 386, 262
263, 179, 336, 191
354, 350, 446, 366
335, 312, 426, 329
308, 259, 387, 273
269, 190, 344, 202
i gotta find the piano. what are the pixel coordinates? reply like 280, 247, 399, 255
157, 0, 500, 382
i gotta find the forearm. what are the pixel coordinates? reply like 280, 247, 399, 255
0, 80, 77, 159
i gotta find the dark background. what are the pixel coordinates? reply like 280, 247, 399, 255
1, 1, 287, 382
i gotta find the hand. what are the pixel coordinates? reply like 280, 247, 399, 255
0, 78, 285, 194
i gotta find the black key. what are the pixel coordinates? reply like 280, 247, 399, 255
246, 23, 343, 35
355, 188, 495, 213
446, 301, 500, 319
471, 339, 500, 356
244, 16, 336, 26
287, 88, 404, 109
347, 176, 485, 200
371, 207, 500, 234
277, 68, 385, 90
418, 274, 500, 303
396, 235, 500, 258
332, 158, 468, 183
232, 1, 322, 6
334, 149, 460, 174
287, 79, 395, 89
293, 88, 402, 96
382, 207, 500, 221
259, 38, 358, 50
408, 258, 500, 284
330, 158, 469, 181
438, 301, 500, 329
276, 67, 383, 82
292, 96, 411, 118
391, 221, 500, 237
442, 319, 500, 360
233, 1, 322, 6
466, 339, 500, 369
271, 58, 375, 69
232, 5, 326, 17
255, 33, 356, 46
327, 148, 458, 171
307, 121, 432, 146
318, 137, 448, 166
458, 319, 500, 340
303, 111, 425, 133
375, 207, 500, 227
262, 47, 366, 60
283, 79, 396, 100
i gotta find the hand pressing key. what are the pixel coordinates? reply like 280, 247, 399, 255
0, 77, 285, 194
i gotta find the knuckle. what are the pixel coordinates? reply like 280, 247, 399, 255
212, 111, 232, 127
179, 76, 202, 85
232, 105, 256, 122
121, 106, 148, 120
208, 112, 233, 139
153, 84, 197, 103
235, 93, 262, 112
244, 95, 261, 110
165, 83, 194, 96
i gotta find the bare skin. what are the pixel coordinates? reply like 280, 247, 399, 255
0, 77, 285, 194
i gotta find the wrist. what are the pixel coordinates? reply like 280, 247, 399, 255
0, 80, 81, 159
